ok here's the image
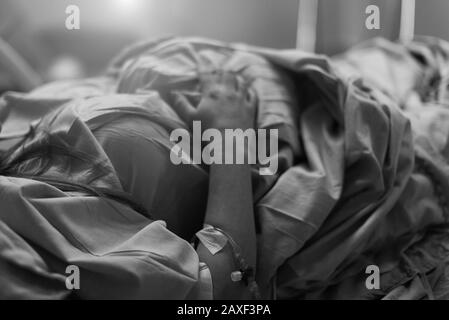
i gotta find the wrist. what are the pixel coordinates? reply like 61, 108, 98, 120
210, 130, 255, 166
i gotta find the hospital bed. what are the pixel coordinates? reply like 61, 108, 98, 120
2, 0, 449, 300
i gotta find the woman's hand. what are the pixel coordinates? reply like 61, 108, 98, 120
171, 71, 257, 131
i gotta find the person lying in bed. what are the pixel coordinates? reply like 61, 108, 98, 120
0, 36, 302, 300
0, 71, 260, 299
2, 36, 449, 300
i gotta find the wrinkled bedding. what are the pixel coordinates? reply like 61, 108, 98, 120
1, 36, 449, 299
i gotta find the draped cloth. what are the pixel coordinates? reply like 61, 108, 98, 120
1, 36, 449, 299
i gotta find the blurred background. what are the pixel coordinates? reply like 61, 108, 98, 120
0, 0, 299, 82
314, 0, 449, 55
0, 0, 448, 90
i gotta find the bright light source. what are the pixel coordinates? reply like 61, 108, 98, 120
113, 0, 144, 14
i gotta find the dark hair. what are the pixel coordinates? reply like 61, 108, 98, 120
0, 118, 149, 216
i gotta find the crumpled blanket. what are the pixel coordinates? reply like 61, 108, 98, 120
280, 36, 449, 300
1, 36, 449, 299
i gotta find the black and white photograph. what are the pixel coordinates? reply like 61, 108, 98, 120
1, 0, 449, 307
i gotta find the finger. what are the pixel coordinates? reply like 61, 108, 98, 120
219, 71, 239, 91
247, 88, 258, 125
170, 91, 196, 123
236, 74, 248, 93
182, 91, 202, 106
246, 87, 258, 106
199, 71, 216, 94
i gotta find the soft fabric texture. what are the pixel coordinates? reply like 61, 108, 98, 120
1, 36, 449, 299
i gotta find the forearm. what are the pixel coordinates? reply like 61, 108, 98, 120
205, 163, 256, 264
197, 161, 256, 299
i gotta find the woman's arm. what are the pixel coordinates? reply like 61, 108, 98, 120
171, 71, 258, 299
197, 146, 256, 299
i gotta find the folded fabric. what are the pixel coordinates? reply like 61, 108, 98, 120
1, 36, 449, 299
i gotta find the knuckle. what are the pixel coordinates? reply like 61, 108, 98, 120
226, 92, 239, 100
207, 89, 222, 99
